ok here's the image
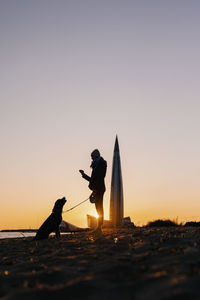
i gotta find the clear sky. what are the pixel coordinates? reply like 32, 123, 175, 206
1, 0, 200, 229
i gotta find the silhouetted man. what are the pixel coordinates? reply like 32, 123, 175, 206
79, 149, 107, 234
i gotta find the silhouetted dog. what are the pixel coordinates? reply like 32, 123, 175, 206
35, 197, 66, 240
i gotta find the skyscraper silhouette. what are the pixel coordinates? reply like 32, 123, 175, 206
110, 136, 124, 226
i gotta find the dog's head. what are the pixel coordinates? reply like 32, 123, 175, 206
52, 197, 67, 213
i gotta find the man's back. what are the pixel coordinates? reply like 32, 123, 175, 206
89, 157, 107, 192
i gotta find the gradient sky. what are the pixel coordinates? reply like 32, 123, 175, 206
1, 0, 200, 229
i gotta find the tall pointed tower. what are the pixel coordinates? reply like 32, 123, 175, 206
110, 136, 124, 226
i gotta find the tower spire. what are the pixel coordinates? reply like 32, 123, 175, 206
114, 135, 119, 152
110, 135, 124, 226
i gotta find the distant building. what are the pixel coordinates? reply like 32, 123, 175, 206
110, 135, 124, 226
87, 215, 112, 228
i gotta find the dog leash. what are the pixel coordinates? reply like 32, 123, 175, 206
63, 197, 90, 214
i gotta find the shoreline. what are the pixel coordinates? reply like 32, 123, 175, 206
0, 231, 80, 240
0, 229, 37, 233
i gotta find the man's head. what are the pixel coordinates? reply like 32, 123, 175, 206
91, 149, 100, 160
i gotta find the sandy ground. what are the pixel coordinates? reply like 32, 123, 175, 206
1, 227, 200, 300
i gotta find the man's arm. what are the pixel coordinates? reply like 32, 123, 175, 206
82, 173, 91, 181
79, 170, 91, 182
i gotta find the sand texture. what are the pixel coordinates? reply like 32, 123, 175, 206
1, 227, 200, 299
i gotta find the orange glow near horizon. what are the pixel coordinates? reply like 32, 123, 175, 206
93, 212, 99, 219
1, 157, 200, 230
1, 189, 200, 230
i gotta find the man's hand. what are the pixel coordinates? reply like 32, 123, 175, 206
79, 170, 85, 176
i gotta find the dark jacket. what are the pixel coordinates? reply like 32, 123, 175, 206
82, 157, 107, 193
